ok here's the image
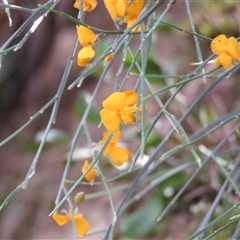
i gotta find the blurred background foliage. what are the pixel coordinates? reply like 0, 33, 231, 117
1, 1, 240, 239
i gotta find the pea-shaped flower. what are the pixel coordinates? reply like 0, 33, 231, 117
211, 34, 240, 69
100, 91, 140, 132
76, 25, 97, 67
74, 0, 97, 12
82, 160, 97, 182
103, 0, 129, 21
52, 212, 90, 237
125, 0, 145, 31
100, 130, 131, 166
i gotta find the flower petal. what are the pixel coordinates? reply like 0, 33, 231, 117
211, 34, 228, 55
73, 214, 91, 237
102, 92, 126, 110
120, 110, 135, 125
125, 0, 144, 21
215, 52, 232, 69
74, 0, 97, 12
100, 129, 121, 155
123, 90, 138, 107
109, 146, 132, 166
76, 25, 97, 47
100, 108, 121, 131
103, 0, 128, 20
115, 0, 129, 18
227, 37, 240, 61
103, 0, 118, 20
52, 214, 71, 226
77, 46, 95, 67
82, 160, 97, 182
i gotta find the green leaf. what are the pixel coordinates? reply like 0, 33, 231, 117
146, 58, 165, 84
120, 198, 162, 237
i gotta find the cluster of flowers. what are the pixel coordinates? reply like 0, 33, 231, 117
52, 90, 141, 237
75, 0, 145, 67
79, 91, 141, 185
52, 2, 143, 235
100, 90, 141, 166
211, 34, 240, 69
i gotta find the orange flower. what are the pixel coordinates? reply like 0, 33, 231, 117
77, 45, 95, 67
100, 129, 131, 166
52, 212, 90, 237
210, 34, 240, 69
103, 0, 129, 21
215, 52, 232, 70
82, 160, 97, 182
76, 25, 97, 47
103, 0, 144, 30
74, 0, 97, 12
76, 26, 97, 67
100, 91, 140, 131
125, 0, 144, 30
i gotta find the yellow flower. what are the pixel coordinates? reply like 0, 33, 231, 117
52, 213, 90, 237
100, 129, 131, 166
76, 25, 97, 67
77, 45, 95, 67
215, 52, 232, 70
76, 25, 97, 47
103, 0, 129, 21
210, 34, 240, 69
100, 91, 140, 131
125, 0, 144, 30
82, 160, 97, 182
74, 0, 97, 12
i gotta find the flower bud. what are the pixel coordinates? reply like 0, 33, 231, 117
74, 192, 85, 205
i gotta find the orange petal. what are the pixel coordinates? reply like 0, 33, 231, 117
74, 0, 97, 12
74, 0, 80, 9
215, 52, 232, 69
100, 108, 121, 131
73, 214, 90, 237
109, 146, 132, 166
125, 0, 144, 21
120, 110, 135, 125
123, 90, 138, 107
102, 92, 126, 110
76, 25, 97, 47
127, 18, 145, 32
100, 129, 121, 155
52, 214, 71, 226
77, 46, 95, 67
103, 0, 128, 20
211, 34, 228, 55
82, 160, 97, 182
227, 37, 240, 61
103, 0, 118, 20
127, 18, 136, 28
115, 0, 129, 18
